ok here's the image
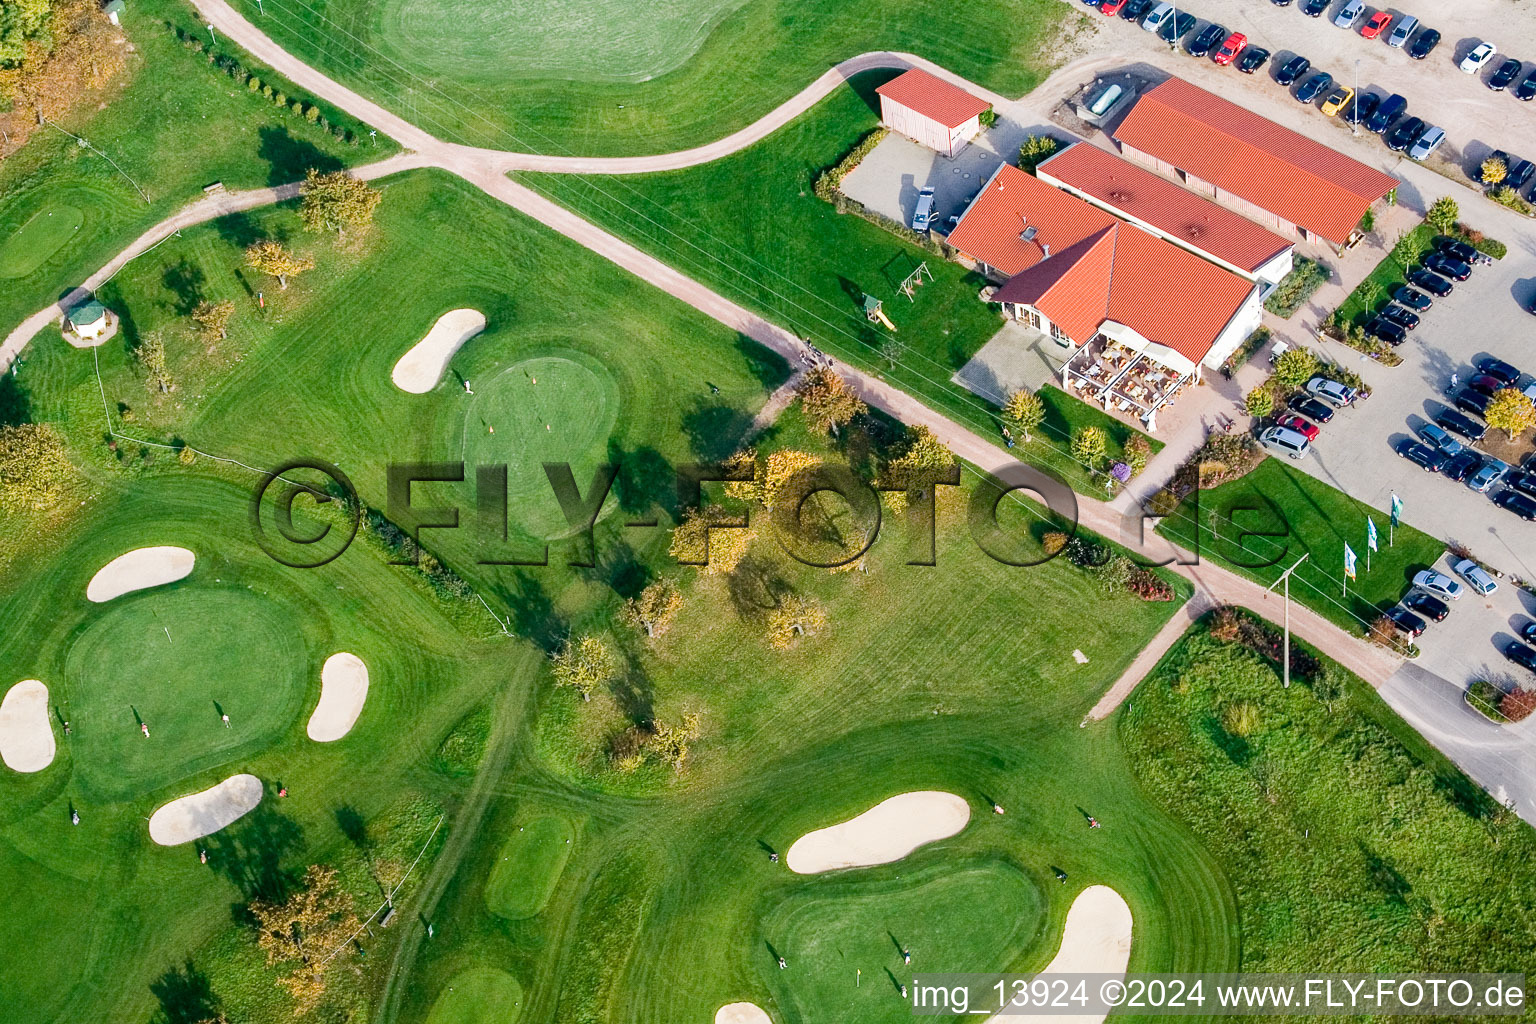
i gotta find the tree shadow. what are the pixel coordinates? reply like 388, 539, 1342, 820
681, 399, 755, 462
0, 374, 31, 428
149, 959, 221, 1024
161, 259, 205, 315
609, 663, 654, 725
734, 333, 792, 391
213, 210, 267, 251
607, 439, 675, 519
1358, 841, 1412, 905
496, 571, 565, 654
725, 555, 789, 620
202, 792, 304, 902
335, 805, 368, 849
257, 124, 342, 187
583, 537, 648, 600
1200, 715, 1251, 766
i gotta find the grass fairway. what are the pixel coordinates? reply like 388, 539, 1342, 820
0, 204, 84, 279
1156, 458, 1446, 632
762, 859, 1043, 1022
63, 586, 308, 801
485, 814, 576, 920
425, 967, 525, 1024
233, 0, 1080, 154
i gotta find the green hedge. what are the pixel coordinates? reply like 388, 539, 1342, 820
1262, 256, 1329, 318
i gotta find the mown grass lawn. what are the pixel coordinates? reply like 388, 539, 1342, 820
1156, 458, 1445, 633
1334, 223, 1431, 327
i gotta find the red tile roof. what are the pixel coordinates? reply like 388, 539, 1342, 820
875, 69, 992, 130
945, 163, 1118, 277
1037, 143, 1292, 274
1111, 77, 1398, 245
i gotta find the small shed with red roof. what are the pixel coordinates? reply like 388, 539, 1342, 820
875, 69, 992, 158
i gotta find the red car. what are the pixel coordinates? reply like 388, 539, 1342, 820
1360, 11, 1392, 38
1276, 414, 1320, 441
1212, 32, 1247, 65
1100, 0, 1127, 13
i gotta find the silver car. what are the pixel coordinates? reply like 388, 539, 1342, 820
1387, 14, 1418, 48
911, 187, 936, 233
1408, 126, 1445, 161
1412, 570, 1464, 601
1305, 377, 1363, 408
1259, 425, 1312, 461
1334, 0, 1365, 28
1142, 1, 1173, 32
1452, 557, 1499, 596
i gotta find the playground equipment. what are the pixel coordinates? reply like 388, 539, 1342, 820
863, 294, 897, 331
898, 262, 933, 301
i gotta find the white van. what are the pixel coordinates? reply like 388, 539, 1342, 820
1387, 14, 1418, 48
1259, 426, 1312, 461
1142, 2, 1173, 33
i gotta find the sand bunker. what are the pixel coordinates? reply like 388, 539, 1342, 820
0, 680, 55, 773
786, 791, 970, 874
392, 308, 486, 393
86, 546, 195, 602
148, 773, 263, 845
715, 1003, 772, 1024
983, 885, 1133, 1024
307, 652, 370, 742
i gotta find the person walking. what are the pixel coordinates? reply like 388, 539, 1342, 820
903, 949, 911, 966
200, 849, 208, 864
71, 809, 80, 826
1055, 869, 1068, 884
221, 713, 230, 729
992, 803, 1005, 815
140, 722, 149, 739
1087, 815, 1101, 829
778, 957, 787, 971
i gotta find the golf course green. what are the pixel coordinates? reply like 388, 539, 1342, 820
424, 967, 524, 1024
485, 813, 576, 920
0, 204, 83, 279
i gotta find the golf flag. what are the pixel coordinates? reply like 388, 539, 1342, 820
1344, 543, 1358, 581
1367, 517, 1379, 553
1390, 493, 1403, 527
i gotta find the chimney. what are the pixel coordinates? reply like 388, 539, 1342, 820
1042, 242, 1051, 257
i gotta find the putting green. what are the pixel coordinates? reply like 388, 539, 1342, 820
0, 205, 84, 279
425, 967, 524, 1024
62, 587, 307, 800
379, 0, 749, 83
761, 860, 1044, 1022
485, 814, 576, 920
458, 352, 620, 541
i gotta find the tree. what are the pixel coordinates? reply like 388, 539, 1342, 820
669, 505, 752, 575
1272, 347, 1321, 392
766, 594, 827, 650
1484, 387, 1536, 441
1245, 387, 1274, 419
1002, 387, 1044, 442
795, 366, 865, 435
0, 422, 69, 513
1390, 229, 1428, 270
761, 449, 821, 510
1, 0, 125, 152
549, 633, 619, 702
248, 864, 358, 1015
622, 578, 683, 639
1018, 134, 1062, 173
1482, 156, 1508, 186
191, 299, 234, 340
244, 240, 313, 289
135, 333, 174, 394
299, 168, 382, 237
881, 425, 955, 514
879, 335, 906, 370
1426, 196, 1459, 235
650, 712, 702, 772
1069, 425, 1106, 467
1122, 434, 1151, 476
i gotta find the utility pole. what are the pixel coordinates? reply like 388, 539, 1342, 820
1267, 553, 1310, 689
1351, 60, 1359, 136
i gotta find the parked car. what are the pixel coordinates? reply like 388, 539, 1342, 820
1404, 591, 1450, 622
1467, 457, 1510, 494
1494, 490, 1536, 520
1188, 23, 1227, 58
1506, 641, 1536, 673
1394, 285, 1432, 311
1461, 42, 1498, 75
1366, 316, 1406, 345
1424, 251, 1471, 280
1407, 268, 1452, 297
1408, 28, 1441, 60
1452, 558, 1499, 595
1333, 0, 1365, 28
1455, 389, 1491, 418
1387, 116, 1427, 152
1478, 357, 1521, 386
1436, 237, 1478, 263
1365, 93, 1406, 133
1397, 440, 1447, 473
1360, 10, 1392, 38
1507, 159, 1535, 192
1435, 408, 1487, 443
1505, 469, 1536, 499
1412, 570, 1464, 601
1442, 449, 1482, 482
1290, 394, 1336, 423
1099, 0, 1128, 13
1489, 58, 1523, 91
1230, 47, 1268, 75
1259, 425, 1312, 460
1386, 14, 1418, 48
1341, 91, 1379, 124
1121, 0, 1153, 18
1379, 304, 1419, 330
1385, 606, 1426, 637
1159, 10, 1198, 43
1297, 72, 1334, 103
1276, 413, 1320, 441
1301, 0, 1328, 15
1417, 422, 1463, 454
1517, 68, 1536, 101
1141, 1, 1173, 32
1468, 374, 1506, 397
1321, 85, 1355, 116
1277, 55, 1312, 86
911, 187, 935, 232
1213, 31, 1247, 65
1409, 126, 1445, 161
1306, 377, 1363, 407
1523, 622, 1536, 644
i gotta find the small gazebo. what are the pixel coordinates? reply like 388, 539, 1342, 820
103, 0, 126, 24
65, 299, 114, 341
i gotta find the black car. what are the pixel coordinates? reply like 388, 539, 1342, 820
1397, 440, 1447, 473
1290, 395, 1335, 424
1522, 621, 1536, 644
1407, 268, 1452, 297
1122, 0, 1153, 18
1478, 357, 1522, 386
1504, 641, 1536, 672
1365, 316, 1406, 345
1296, 71, 1333, 103
1408, 28, 1441, 60
1424, 251, 1471, 280
1518, 68, 1536, 101
1379, 304, 1419, 331
1394, 285, 1432, 312
1386, 606, 1427, 638
1237, 46, 1272, 73
1456, 389, 1492, 418
1404, 591, 1450, 622
1387, 116, 1427, 152
1507, 159, 1535, 192
1365, 93, 1406, 133
1494, 491, 1536, 521
1341, 92, 1379, 125
1442, 449, 1482, 482
1436, 408, 1487, 443
1272, 0, 1293, 5
1436, 237, 1477, 263
1159, 10, 1198, 43
1188, 23, 1227, 58
1489, 58, 1522, 91
1505, 470, 1536, 499
1276, 55, 1311, 86
1302, 0, 1328, 15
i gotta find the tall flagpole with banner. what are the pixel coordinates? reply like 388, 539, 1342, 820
1344, 543, 1357, 600
1367, 517, 1378, 574
1390, 493, 1402, 547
